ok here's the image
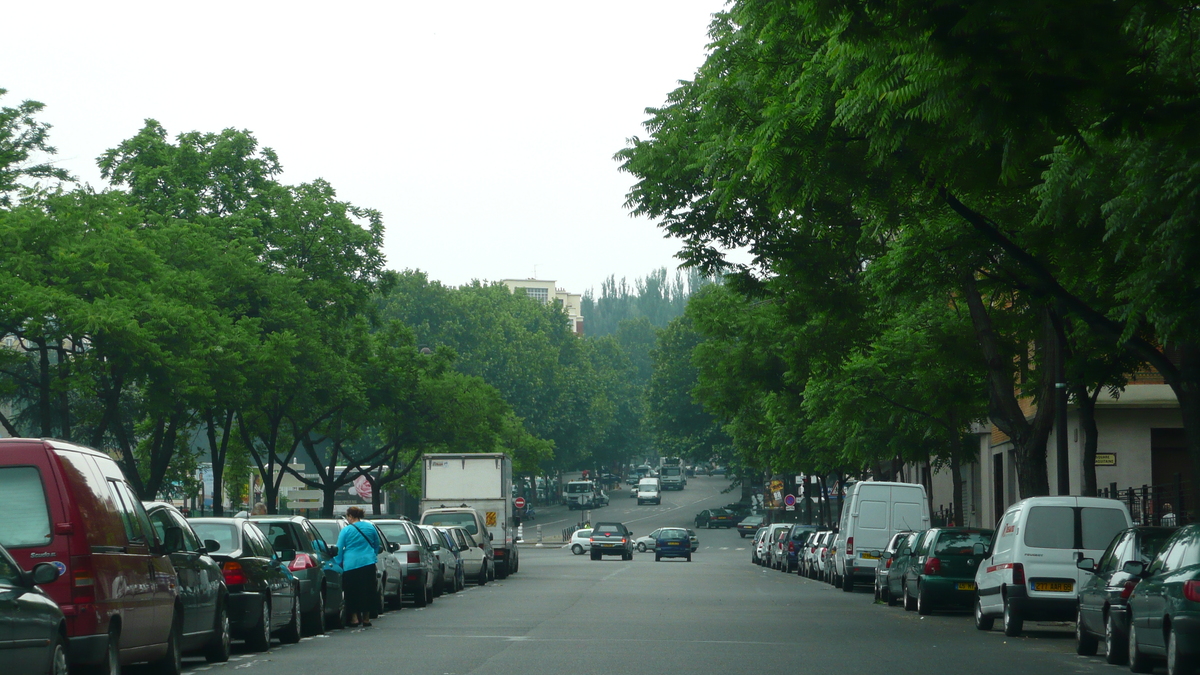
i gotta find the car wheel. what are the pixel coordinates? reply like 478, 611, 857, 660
917, 585, 931, 614
386, 585, 402, 611
96, 625, 120, 675
974, 595, 994, 630
1076, 606, 1099, 656
413, 578, 429, 607
707, 522, 713, 529
1003, 597, 1024, 637
903, 586, 916, 612
740, 533, 746, 538
572, 544, 583, 555
1105, 611, 1127, 665
279, 595, 301, 644
149, 611, 182, 675
638, 542, 647, 553
303, 589, 325, 636
874, 582, 881, 602
590, 551, 600, 561
435, 570, 446, 595
204, 598, 231, 663
50, 632, 69, 675
687, 554, 692, 562
843, 571, 855, 593
1129, 623, 1154, 673
1169, 625, 1194, 675
245, 598, 271, 652
425, 584, 435, 606
655, 554, 661, 562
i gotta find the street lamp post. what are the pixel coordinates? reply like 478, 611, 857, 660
1056, 380, 1070, 496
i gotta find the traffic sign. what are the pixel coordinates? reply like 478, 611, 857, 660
783, 494, 796, 507
514, 497, 526, 509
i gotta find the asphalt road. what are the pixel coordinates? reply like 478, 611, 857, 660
156, 476, 1122, 675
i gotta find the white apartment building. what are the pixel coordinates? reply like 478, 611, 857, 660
501, 279, 584, 336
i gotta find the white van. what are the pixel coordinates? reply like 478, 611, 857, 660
973, 496, 1132, 637
832, 481, 930, 591
636, 478, 661, 505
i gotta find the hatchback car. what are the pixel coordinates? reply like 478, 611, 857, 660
433, 527, 466, 593
1123, 523, 1200, 673
871, 531, 914, 602
1075, 525, 1175, 664
417, 524, 458, 595
655, 528, 693, 562
250, 516, 345, 634
785, 525, 818, 573
569, 528, 594, 555
885, 531, 924, 606
372, 519, 439, 605
900, 527, 993, 614
0, 541, 66, 675
145, 502, 229, 662
188, 517, 300, 651
444, 525, 490, 585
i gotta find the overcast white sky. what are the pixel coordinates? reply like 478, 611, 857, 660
2, 1, 731, 296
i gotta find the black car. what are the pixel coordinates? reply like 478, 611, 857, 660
250, 516, 346, 634
695, 508, 736, 529
0, 541, 66, 675
145, 502, 230, 662
1076, 525, 1176, 664
736, 515, 765, 538
189, 517, 301, 650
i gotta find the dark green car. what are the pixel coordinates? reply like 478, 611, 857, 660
0, 542, 66, 675
1126, 523, 1200, 674
900, 527, 993, 615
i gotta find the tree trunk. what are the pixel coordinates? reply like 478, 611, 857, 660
951, 452, 964, 527
56, 345, 71, 441
35, 338, 52, 437
1070, 386, 1101, 497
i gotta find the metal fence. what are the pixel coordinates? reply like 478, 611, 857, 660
1099, 477, 1192, 527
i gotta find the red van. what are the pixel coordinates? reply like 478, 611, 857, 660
0, 438, 181, 674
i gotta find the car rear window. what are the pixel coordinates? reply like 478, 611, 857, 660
593, 524, 623, 534
422, 512, 479, 535
1082, 507, 1129, 550
1024, 506, 1075, 549
376, 523, 413, 544
933, 531, 992, 556
659, 529, 687, 539
191, 523, 240, 554
0, 466, 52, 548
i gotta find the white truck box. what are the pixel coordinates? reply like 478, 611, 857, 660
420, 453, 520, 577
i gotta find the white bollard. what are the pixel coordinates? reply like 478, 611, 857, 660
517, 524, 524, 543
536, 524, 543, 547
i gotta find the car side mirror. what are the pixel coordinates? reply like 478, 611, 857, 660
204, 539, 222, 553
326, 545, 338, 558
1077, 557, 1096, 572
972, 543, 987, 556
387, 542, 399, 553
1123, 560, 1146, 577
30, 562, 61, 586
867, 551, 881, 559
279, 549, 297, 562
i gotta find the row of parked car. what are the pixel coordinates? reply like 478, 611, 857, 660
747, 493, 1200, 675
0, 437, 511, 675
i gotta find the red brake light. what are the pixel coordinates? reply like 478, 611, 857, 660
222, 561, 247, 587
1185, 581, 1200, 603
923, 557, 942, 575
1121, 580, 1139, 600
885, 558, 893, 569
407, 551, 421, 564
71, 556, 96, 604
789, 542, 795, 552
847, 537, 854, 556
1011, 562, 1026, 585
287, 553, 318, 572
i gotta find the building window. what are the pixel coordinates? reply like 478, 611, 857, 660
525, 287, 549, 303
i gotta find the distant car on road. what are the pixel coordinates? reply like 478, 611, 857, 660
695, 508, 736, 529
655, 528, 693, 562
590, 522, 634, 560
737, 515, 765, 538
569, 528, 594, 555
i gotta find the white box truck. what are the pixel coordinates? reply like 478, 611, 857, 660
420, 453, 520, 578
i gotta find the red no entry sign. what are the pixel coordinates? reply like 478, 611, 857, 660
514, 497, 526, 509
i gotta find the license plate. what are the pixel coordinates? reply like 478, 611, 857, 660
860, 552, 879, 560
602, 543, 615, 547
667, 541, 680, 545
1032, 581, 1074, 592
957, 582, 976, 591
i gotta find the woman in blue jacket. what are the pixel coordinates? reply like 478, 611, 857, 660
336, 506, 382, 627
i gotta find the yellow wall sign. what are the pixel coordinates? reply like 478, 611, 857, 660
486, 511, 497, 526
1095, 453, 1117, 466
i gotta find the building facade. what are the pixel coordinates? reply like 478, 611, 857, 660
500, 278, 584, 336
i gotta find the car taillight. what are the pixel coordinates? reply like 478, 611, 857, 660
71, 556, 95, 604
847, 537, 854, 556
1121, 580, 1139, 600
222, 561, 247, 587
621, 539, 627, 544
923, 557, 941, 575
589, 538, 595, 543
408, 551, 421, 564
885, 558, 893, 569
287, 553, 318, 572
1011, 562, 1025, 585
1185, 581, 1200, 603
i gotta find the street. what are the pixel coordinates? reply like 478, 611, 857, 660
147, 476, 1115, 675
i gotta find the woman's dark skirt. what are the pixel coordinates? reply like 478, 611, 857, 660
342, 564, 377, 616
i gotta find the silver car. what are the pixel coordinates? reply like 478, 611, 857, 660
311, 518, 402, 613
416, 524, 458, 595
371, 519, 438, 607
444, 526, 491, 585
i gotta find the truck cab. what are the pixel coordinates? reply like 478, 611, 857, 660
565, 481, 598, 510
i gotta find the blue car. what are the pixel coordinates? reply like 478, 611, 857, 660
655, 527, 693, 562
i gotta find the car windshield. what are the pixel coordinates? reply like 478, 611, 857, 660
191, 523, 240, 554
422, 512, 478, 535
743, 516, 764, 525
933, 531, 993, 556
0, 466, 52, 548
375, 522, 413, 544
659, 529, 687, 539
567, 483, 591, 493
